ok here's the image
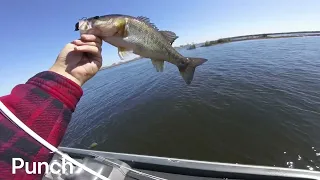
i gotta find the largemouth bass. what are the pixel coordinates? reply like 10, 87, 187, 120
74, 14, 207, 84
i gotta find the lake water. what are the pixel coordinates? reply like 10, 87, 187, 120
61, 37, 320, 171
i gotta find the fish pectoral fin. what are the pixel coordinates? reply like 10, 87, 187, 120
118, 47, 134, 60
159, 31, 179, 45
151, 59, 165, 72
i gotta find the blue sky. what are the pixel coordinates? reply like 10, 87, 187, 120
1, 0, 320, 95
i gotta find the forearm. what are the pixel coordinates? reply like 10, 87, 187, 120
0, 71, 83, 179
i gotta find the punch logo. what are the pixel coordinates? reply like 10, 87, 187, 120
12, 158, 74, 175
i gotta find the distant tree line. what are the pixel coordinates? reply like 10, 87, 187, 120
201, 34, 269, 47
179, 31, 320, 50
187, 43, 196, 50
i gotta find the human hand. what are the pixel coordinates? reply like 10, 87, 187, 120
49, 34, 103, 86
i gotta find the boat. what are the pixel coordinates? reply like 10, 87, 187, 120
43, 146, 320, 180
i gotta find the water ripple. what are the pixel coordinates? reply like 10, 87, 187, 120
62, 37, 320, 171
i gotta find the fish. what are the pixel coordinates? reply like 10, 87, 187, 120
74, 14, 208, 84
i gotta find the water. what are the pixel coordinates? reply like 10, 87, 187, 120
61, 37, 320, 171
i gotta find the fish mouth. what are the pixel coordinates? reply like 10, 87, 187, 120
87, 21, 92, 29
75, 17, 89, 31
74, 22, 79, 31
74, 19, 93, 32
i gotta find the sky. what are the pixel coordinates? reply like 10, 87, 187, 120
1, 0, 320, 96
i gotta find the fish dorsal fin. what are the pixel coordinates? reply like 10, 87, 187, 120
137, 16, 159, 30
159, 30, 179, 45
151, 59, 164, 72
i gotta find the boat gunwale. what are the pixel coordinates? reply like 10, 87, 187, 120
58, 147, 320, 180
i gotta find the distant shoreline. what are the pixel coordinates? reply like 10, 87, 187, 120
196, 31, 320, 48
100, 31, 320, 70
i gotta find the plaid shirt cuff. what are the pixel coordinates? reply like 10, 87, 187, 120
26, 71, 83, 111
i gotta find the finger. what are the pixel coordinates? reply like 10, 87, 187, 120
72, 40, 101, 47
80, 34, 102, 45
74, 45, 102, 56
74, 37, 102, 47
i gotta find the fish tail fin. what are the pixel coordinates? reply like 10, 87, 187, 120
179, 57, 207, 85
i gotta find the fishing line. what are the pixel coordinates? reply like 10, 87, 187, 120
0, 101, 110, 180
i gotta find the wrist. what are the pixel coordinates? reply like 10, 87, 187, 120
49, 67, 83, 86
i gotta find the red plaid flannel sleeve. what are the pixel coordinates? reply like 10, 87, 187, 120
0, 71, 83, 180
